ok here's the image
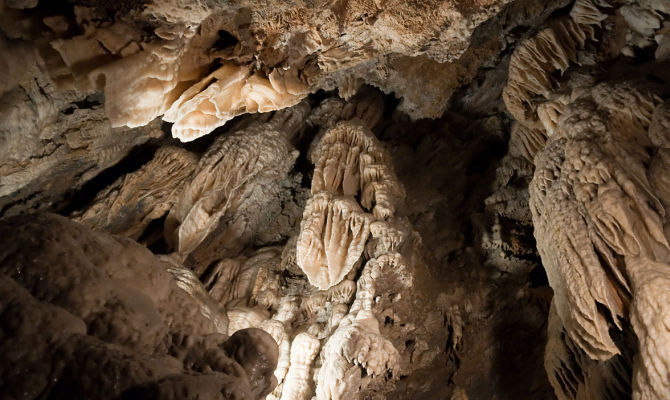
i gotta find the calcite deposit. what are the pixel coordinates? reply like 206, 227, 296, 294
1, 0, 670, 398
503, 0, 670, 399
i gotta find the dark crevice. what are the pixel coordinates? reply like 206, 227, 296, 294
142, 214, 169, 253
213, 30, 239, 50
58, 141, 162, 216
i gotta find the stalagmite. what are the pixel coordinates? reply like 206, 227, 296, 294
281, 332, 321, 400
316, 310, 400, 400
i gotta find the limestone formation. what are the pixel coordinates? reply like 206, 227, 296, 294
75, 146, 198, 239
280, 332, 321, 400
0, 79, 163, 216
164, 121, 299, 266
544, 301, 632, 400
296, 192, 373, 290
501, 0, 670, 398
297, 120, 404, 290
503, 17, 589, 128
1, 0, 548, 144
158, 95, 451, 400
163, 64, 308, 141
3, 0, 670, 398
316, 310, 400, 400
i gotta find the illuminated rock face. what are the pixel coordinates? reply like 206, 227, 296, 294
0, 0, 520, 144
2, 0, 670, 399
501, 0, 670, 399
530, 84, 670, 400
296, 120, 404, 290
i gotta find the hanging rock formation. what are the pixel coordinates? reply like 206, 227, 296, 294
297, 119, 404, 289
2, 0, 670, 398
502, 0, 670, 399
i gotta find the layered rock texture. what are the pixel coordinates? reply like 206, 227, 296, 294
2, 0, 670, 399
501, 0, 670, 399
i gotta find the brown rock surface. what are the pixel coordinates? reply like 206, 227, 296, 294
0, 212, 277, 399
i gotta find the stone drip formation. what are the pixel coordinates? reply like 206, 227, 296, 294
1, 0, 670, 398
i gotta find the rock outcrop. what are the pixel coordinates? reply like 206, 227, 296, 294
0, 213, 277, 400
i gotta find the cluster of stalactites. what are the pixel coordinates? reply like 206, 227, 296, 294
503, 17, 591, 128
505, 0, 670, 163
310, 121, 405, 219
544, 301, 632, 400
35, 7, 309, 142
530, 81, 670, 400
75, 146, 198, 239
501, 0, 670, 397
208, 105, 418, 399
297, 120, 405, 290
165, 126, 298, 256
295, 121, 411, 398
502, 0, 611, 161
163, 64, 307, 141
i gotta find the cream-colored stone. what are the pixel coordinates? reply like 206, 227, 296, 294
163, 64, 307, 141
296, 192, 372, 290
311, 121, 405, 218
316, 310, 399, 400
165, 125, 297, 260
281, 332, 321, 400
530, 82, 669, 398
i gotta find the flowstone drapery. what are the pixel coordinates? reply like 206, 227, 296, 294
502, 0, 670, 398
215, 117, 449, 400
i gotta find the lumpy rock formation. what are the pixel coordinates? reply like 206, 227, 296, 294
1, 0, 670, 399
0, 213, 277, 399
